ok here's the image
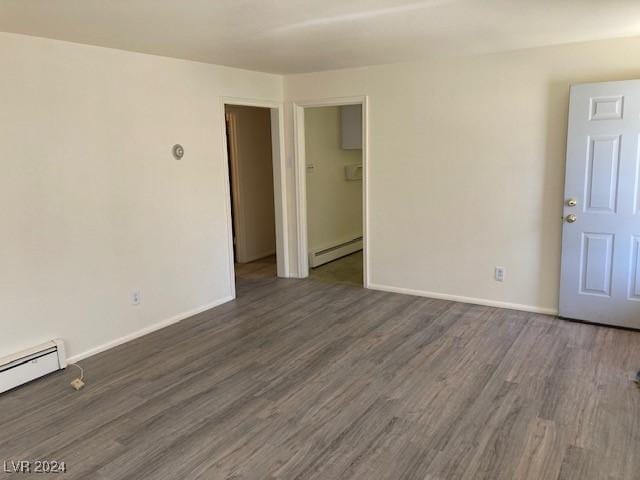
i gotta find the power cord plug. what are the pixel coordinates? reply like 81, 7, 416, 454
68, 363, 85, 391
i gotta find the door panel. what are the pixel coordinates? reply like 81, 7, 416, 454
585, 135, 619, 213
579, 233, 613, 296
630, 236, 640, 300
559, 80, 640, 328
589, 95, 624, 121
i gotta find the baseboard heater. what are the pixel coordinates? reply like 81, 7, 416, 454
0, 339, 67, 394
309, 236, 363, 268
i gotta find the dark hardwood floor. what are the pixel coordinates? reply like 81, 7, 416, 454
2, 276, 640, 479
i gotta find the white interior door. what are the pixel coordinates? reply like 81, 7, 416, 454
560, 80, 640, 329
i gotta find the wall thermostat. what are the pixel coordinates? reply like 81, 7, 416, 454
172, 144, 184, 160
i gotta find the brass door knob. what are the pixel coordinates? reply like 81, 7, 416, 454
567, 198, 577, 207
566, 214, 577, 223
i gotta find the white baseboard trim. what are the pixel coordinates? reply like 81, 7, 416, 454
66, 295, 235, 363
367, 283, 558, 316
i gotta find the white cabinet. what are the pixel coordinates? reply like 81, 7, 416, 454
340, 104, 362, 150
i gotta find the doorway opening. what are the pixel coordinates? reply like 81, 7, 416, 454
295, 99, 368, 287
223, 102, 286, 289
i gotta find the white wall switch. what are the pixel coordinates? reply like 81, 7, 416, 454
495, 267, 506, 282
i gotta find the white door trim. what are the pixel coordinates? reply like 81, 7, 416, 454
220, 96, 291, 300
292, 95, 370, 287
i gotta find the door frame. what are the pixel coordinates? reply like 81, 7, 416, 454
220, 97, 290, 299
292, 95, 370, 287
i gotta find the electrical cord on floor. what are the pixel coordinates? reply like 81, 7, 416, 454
68, 363, 85, 391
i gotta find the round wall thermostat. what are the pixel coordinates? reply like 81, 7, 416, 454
172, 144, 184, 160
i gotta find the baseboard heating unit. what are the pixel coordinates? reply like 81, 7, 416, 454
0, 339, 66, 394
309, 236, 363, 268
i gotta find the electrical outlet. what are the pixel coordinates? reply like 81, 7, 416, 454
495, 267, 506, 282
131, 290, 141, 305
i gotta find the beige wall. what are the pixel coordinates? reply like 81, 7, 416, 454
284, 36, 640, 313
0, 32, 282, 360
305, 106, 362, 252
225, 105, 276, 263
5, 30, 640, 362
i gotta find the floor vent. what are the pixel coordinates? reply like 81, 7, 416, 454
0, 339, 66, 394
309, 237, 363, 268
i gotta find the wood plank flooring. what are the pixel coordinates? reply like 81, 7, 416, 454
1, 276, 640, 479
310, 252, 363, 287
234, 255, 277, 280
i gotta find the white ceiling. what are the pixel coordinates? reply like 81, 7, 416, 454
2, 0, 640, 74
